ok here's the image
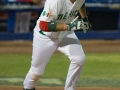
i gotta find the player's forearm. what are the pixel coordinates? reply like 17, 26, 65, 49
56, 23, 67, 31
79, 3, 87, 18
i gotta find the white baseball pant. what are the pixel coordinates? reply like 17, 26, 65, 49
23, 25, 85, 90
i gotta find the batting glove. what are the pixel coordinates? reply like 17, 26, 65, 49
79, 17, 91, 33
66, 16, 81, 31
66, 17, 91, 33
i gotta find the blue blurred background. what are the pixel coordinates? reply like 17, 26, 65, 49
0, 0, 120, 40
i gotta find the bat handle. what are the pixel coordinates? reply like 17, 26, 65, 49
71, 16, 79, 24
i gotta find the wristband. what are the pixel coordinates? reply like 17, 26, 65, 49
82, 17, 88, 22
48, 21, 57, 32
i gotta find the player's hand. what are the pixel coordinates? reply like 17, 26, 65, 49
66, 17, 81, 31
66, 17, 91, 33
79, 17, 91, 33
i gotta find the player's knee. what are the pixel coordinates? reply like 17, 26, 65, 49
30, 73, 41, 83
73, 55, 85, 66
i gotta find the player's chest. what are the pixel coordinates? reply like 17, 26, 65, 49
56, 10, 79, 21
56, 0, 85, 21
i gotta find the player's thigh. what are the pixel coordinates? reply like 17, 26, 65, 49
31, 34, 58, 74
58, 32, 85, 64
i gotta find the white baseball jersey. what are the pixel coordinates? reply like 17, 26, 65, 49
35, 0, 85, 38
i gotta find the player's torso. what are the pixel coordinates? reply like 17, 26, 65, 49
36, 0, 85, 38
56, 0, 85, 23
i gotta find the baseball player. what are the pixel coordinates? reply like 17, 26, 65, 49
23, 0, 91, 90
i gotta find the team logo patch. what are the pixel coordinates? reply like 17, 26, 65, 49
42, 11, 50, 17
